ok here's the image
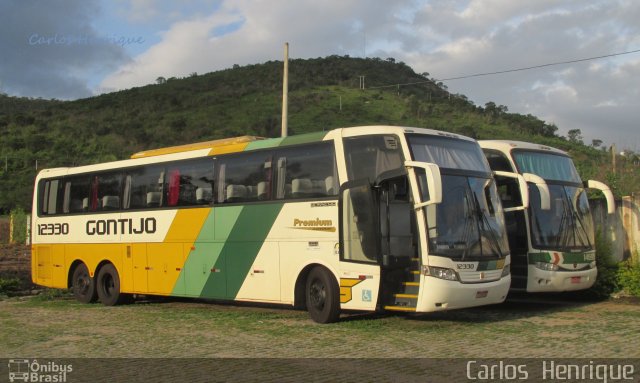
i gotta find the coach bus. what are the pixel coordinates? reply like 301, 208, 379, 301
479, 140, 614, 293
31, 126, 511, 323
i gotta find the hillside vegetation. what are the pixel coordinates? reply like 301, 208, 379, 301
0, 56, 637, 212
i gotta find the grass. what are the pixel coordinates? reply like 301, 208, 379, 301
0, 294, 638, 359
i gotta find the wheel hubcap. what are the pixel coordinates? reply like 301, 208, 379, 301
310, 280, 326, 310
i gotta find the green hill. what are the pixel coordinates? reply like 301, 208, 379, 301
0, 56, 636, 212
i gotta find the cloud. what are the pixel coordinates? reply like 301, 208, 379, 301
99, 0, 416, 91
6, 0, 632, 149
403, 0, 640, 148
0, 0, 129, 99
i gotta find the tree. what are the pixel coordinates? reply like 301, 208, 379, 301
592, 139, 603, 148
156, 77, 166, 85
567, 129, 583, 144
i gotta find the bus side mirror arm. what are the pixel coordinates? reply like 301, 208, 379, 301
493, 171, 529, 212
585, 180, 615, 214
522, 173, 551, 211
404, 161, 442, 209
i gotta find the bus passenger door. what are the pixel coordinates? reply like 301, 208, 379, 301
339, 180, 380, 311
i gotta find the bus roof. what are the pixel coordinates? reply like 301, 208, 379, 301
479, 140, 569, 156
130, 135, 264, 159
37, 126, 479, 180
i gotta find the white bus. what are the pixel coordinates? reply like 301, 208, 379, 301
480, 140, 614, 292
31, 126, 511, 323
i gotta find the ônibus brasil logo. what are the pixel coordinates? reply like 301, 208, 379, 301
7, 359, 73, 382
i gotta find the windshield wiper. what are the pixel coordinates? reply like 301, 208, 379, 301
472, 187, 505, 258
569, 190, 593, 249
458, 188, 476, 260
555, 187, 591, 250
555, 194, 572, 249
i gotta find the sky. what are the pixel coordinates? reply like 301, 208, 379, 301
1, 0, 639, 151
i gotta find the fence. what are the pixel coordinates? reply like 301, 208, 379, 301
591, 194, 640, 263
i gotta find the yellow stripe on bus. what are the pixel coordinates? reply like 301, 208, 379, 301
130, 136, 261, 158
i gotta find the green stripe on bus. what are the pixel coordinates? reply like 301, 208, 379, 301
244, 137, 285, 151
191, 203, 284, 299
528, 252, 593, 265
221, 203, 284, 299
244, 131, 328, 152
279, 131, 327, 146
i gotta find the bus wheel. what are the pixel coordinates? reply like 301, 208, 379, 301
71, 263, 97, 303
306, 267, 340, 323
96, 264, 125, 306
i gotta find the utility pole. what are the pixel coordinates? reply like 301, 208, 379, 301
359, 76, 365, 90
281, 42, 289, 138
611, 143, 617, 175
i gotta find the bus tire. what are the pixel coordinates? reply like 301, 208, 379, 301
96, 264, 125, 306
306, 267, 340, 323
71, 263, 97, 304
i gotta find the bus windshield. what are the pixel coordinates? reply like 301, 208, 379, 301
408, 135, 509, 260
513, 150, 581, 183
529, 184, 595, 251
513, 150, 594, 251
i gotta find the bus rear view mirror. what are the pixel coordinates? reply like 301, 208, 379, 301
523, 173, 550, 211
585, 180, 615, 214
404, 161, 442, 209
493, 171, 529, 211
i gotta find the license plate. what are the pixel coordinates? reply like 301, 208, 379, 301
571, 276, 581, 284
476, 290, 488, 298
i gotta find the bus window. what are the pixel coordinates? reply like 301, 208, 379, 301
482, 150, 514, 172
124, 166, 165, 209
62, 176, 91, 213
88, 172, 122, 211
40, 179, 62, 215
275, 143, 338, 199
216, 152, 272, 203
165, 159, 215, 206
343, 135, 403, 184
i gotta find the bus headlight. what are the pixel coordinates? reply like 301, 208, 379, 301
501, 264, 510, 278
423, 265, 459, 281
535, 262, 559, 271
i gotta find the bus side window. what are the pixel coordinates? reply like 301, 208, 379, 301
215, 152, 272, 204
165, 158, 215, 207
87, 172, 122, 211
40, 179, 63, 215
61, 176, 91, 214
483, 150, 514, 173
343, 135, 403, 184
124, 166, 165, 209
274, 142, 338, 200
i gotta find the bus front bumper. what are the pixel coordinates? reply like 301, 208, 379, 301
526, 266, 597, 292
416, 275, 510, 312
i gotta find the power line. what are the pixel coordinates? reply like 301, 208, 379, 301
366, 48, 640, 90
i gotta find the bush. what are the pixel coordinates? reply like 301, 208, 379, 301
10, 208, 28, 244
588, 230, 621, 298
0, 277, 21, 295
617, 259, 640, 297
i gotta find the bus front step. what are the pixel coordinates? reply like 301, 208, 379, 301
388, 292, 418, 309
400, 282, 419, 295
384, 305, 417, 312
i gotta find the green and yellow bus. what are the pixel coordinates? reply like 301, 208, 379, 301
480, 140, 614, 292
32, 126, 511, 323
